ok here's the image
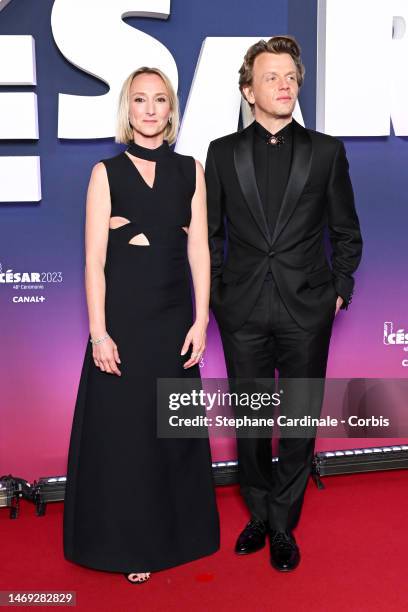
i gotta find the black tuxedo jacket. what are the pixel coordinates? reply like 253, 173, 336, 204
205, 119, 363, 333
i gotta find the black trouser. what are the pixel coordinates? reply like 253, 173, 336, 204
220, 276, 333, 532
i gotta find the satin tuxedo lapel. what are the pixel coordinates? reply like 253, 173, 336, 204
271, 119, 312, 245
234, 123, 271, 244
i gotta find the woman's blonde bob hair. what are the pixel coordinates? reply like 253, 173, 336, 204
115, 67, 179, 145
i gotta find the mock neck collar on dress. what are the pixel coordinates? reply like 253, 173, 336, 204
126, 140, 171, 161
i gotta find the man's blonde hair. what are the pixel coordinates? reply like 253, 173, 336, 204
115, 67, 179, 145
239, 36, 305, 109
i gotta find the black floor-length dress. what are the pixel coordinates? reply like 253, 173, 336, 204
63, 141, 220, 573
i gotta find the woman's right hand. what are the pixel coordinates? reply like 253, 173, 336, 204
92, 334, 122, 376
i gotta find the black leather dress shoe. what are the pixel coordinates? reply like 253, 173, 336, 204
269, 530, 300, 571
235, 519, 267, 555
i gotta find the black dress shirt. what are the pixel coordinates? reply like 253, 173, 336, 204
253, 119, 294, 237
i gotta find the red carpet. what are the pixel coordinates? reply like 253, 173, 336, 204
1, 470, 408, 611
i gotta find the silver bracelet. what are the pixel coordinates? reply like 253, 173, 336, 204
90, 333, 109, 345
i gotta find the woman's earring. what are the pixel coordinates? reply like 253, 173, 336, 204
168, 115, 172, 125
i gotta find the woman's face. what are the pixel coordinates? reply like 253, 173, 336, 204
128, 73, 171, 140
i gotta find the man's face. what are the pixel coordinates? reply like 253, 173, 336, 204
243, 52, 299, 120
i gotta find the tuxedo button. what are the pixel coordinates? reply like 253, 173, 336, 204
268, 250, 276, 258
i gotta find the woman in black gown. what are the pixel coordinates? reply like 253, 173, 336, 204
63, 67, 220, 584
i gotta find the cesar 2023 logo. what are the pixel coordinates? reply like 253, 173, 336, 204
383, 322, 408, 368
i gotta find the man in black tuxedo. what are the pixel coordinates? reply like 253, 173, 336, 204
205, 36, 362, 571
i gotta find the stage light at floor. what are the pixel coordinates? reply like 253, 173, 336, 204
33, 476, 66, 516
0, 475, 32, 518
312, 445, 408, 488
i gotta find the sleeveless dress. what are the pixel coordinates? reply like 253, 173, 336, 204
63, 141, 220, 573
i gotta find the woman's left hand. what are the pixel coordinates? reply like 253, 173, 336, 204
181, 320, 207, 368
